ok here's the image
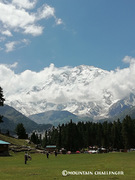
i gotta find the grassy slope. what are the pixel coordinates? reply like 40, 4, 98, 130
0, 152, 135, 180
0, 133, 28, 146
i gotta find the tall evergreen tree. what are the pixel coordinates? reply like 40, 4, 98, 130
77, 122, 85, 148
57, 125, 62, 149
111, 119, 123, 149
102, 121, 108, 147
15, 123, 27, 139
96, 123, 103, 147
122, 115, 135, 149
31, 132, 40, 144
50, 126, 59, 145
0, 87, 5, 123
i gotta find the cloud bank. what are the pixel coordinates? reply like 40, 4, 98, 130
0, 56, 135, 108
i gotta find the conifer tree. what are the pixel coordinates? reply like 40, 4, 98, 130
31, 132, 40, 144
0, 87, 5, 123
122, 115, 135, 149
15, 123, 27, 139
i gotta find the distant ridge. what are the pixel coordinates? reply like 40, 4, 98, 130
0, 104, 135, 129
29, 110, 79, 126
0, 105, 52, 134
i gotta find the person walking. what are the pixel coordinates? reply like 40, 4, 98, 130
46, 152, 49, 159
24, 152, 28, 164
54, 151, 57, 157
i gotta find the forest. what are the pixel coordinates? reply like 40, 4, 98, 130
31, 115, 135, 152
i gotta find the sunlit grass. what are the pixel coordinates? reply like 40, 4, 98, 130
0, 151, 135, 180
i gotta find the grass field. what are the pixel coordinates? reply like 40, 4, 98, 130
0, 151, 135, 180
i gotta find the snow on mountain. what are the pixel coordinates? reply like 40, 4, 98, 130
108, 93, 135, 117
1, 61, 135, 120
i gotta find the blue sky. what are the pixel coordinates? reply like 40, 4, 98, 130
0, 0, 135, 72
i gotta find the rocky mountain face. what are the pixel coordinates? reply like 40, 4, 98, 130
108, 93, 135, 117
4, 64, 135, 121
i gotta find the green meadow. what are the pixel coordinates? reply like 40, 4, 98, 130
0, 151, 135, 180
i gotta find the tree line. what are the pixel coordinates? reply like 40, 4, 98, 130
40, 116, 135, 151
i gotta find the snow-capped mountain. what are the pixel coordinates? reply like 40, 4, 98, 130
1, 63, 135, 120
108, 93, 135, 117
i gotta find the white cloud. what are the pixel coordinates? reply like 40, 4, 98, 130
0, 1, 63, 51
12, 0, 37, 9
0, 2, 36, 31
55, 18, 63, 25
21, 39, 30, 45
0, 62, 18, 69
5, 41, 18, 52
1, 56, 135, 107
9, 62, 18, 68
36, 4, 55, 20
5, 39, 30, 52
2, 30, 12, 36
0, 1, 62, 36
122, 56, 135, 64
23, 24, 43, 36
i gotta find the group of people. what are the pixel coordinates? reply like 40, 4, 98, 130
24, 150, 57, 164
46, 150, 57, 159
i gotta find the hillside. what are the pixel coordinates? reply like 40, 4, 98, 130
29, 110, 94, 126
0, 105, 52, 134
111, 106, 135, 121
0, 133, 28, 146
1, 103, 135, 128
29, 110, 79, 125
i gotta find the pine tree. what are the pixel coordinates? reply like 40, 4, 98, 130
96, 123, 103, 147
15, 123, 27, 139
0, 87, 5, 123
57, 125, 62, 149
111, 119, 123, 149
122, 115, 135, 149
31, 132, 40, 144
